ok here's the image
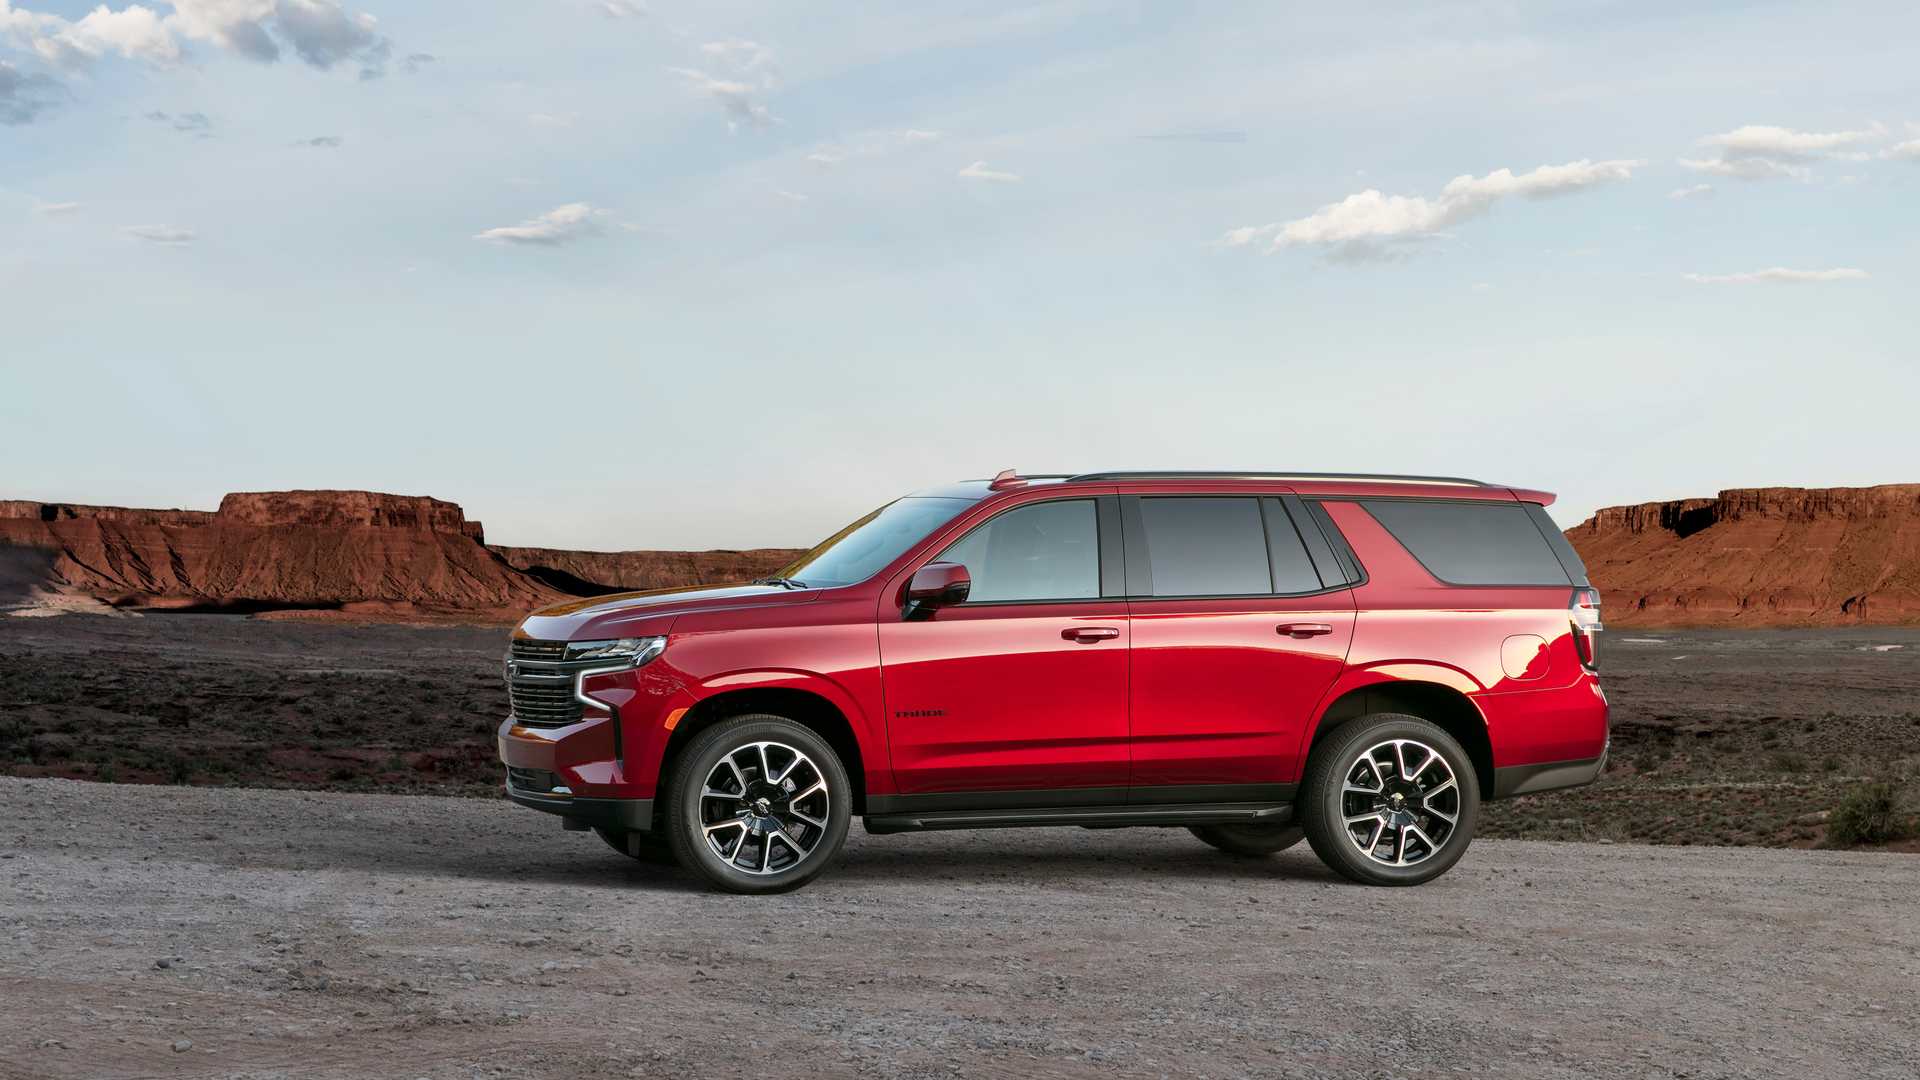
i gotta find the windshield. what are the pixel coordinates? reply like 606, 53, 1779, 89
774, 497, 973, 588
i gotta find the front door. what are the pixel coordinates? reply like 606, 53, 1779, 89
879, 496, 1130, 796
1122, 495, 1355, 795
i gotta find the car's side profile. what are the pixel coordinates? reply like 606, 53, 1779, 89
498, 470, 1607, 893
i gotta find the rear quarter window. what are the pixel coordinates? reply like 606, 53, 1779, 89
1361, 500, 1572, 587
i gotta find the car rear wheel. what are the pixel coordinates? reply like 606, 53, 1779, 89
1300, 713, 1479, 886
1188, 822, 1304, 857
593, 825, 677, 866
665, 714, 851, 895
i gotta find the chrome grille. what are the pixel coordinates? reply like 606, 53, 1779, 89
506, 638, 585, 728
510, 639, 568, 662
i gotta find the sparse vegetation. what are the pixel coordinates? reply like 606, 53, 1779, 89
1827, 782, 1905, 847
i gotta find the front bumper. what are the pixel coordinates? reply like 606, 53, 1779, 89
505, 777, 655, 831
498, 650, 688, 772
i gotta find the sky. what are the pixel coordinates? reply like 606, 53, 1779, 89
3, 1, 1916, 551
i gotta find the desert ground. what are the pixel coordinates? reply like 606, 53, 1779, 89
3, 614, 1917, 847
2, 777, 1917, 1080
1, 616, 1917, 1077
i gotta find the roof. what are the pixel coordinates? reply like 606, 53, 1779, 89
941, 470, 1556, 506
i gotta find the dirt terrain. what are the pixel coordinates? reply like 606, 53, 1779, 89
3, 616, 1915, 848
1, 777, 1915, 1079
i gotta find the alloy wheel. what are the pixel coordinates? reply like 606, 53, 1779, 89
1338, 738, 1461, 867
696, 740, 831, 875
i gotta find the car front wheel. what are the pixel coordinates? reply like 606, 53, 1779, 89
1300, 713, 1479, 886
665, 715, 851, 895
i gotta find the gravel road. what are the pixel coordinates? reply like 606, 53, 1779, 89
2, 777, 1915, 1080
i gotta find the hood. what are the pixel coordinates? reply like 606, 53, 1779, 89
515, 582, 820, 641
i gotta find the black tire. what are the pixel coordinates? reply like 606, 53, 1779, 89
665, 714, 851, 895
1300, 713, 1479, 886
593, 825, 677, 866
1188, 823, 1305, 857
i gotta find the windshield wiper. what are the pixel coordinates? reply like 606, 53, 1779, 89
751, 577, 809, 589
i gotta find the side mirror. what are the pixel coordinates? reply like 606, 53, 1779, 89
906, 562, 971, 614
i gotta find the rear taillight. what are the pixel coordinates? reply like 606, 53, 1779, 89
1570, 587, 1602, 669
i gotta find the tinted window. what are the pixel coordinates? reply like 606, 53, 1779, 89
1139, 498, 1271, 596
938, 500, 1099, 602
1362, 500, 1572, 586
1525, 503, 1591, 587
776, 497, 972, 587
1261, 499, 1326, 593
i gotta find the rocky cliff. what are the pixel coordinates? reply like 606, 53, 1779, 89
0, 492, 795, 621
1566, 485, 1920, 626
489, 546, 799, 596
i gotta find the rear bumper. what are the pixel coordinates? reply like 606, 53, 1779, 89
1491, 748, 1607, 799
505, 780, 655, 832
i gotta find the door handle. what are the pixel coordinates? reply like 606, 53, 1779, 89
1062, 626, 1121, 643
1277, 622, 1334, 638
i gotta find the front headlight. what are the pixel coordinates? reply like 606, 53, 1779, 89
564, 636, 667, 666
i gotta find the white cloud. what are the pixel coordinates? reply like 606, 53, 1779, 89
958, 160, 1020, 182
2, 1, 177, 67
670, 67, 774, 131
1681, 123, 1884, 181
773, 188, 807, 203
1679, 155, 1805, 180
1883, 138, 1920, 162
528, 112, 574, 128
474, 202, 608, 246
699, 38, 772, 74
1225, 158, 1641, 260
598, 0, 643, 17
1702, 124, 1881, 159
124, 224, 195, 244
34, 199, 81, 215
804, 128, 943, 167
1683, 267, 1868, 285
272, 0, 387, 76
64, 4, 180, 64
1668, 183, 1714, 200
2, 1, 392, 77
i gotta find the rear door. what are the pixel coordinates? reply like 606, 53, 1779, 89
878, 496, 1131, 796
1124, 495, 1355, 797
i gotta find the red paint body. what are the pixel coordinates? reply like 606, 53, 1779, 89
498, 477, 1608, 815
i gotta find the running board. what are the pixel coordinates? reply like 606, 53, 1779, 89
863, 802, 1293, 835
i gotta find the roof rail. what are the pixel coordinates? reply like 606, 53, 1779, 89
985, 469, 1079, 490
1064, 471, 1489, 487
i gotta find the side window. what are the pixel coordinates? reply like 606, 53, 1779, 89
1361, 500, 1572, 586
936, 499, 1100, 602
1260, 499, 1326, 593
1137, 497, 1272, 597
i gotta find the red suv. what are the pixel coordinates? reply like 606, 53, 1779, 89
499, 471, 1607, 893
